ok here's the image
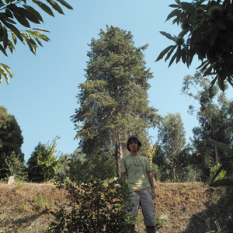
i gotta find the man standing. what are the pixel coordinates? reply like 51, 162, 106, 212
120, 136, 156, 233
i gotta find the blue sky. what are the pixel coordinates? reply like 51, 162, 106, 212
0, 0, 231, 162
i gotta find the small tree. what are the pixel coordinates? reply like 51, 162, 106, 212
37, 136, 60, 182
49, 151, 133, 233
4, 151, 27, 180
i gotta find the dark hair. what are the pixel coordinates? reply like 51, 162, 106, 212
127, 136, 141, 151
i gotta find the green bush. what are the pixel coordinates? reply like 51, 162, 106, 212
48, 152, 133, 232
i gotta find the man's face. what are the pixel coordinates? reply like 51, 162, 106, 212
128, 140, 138, 153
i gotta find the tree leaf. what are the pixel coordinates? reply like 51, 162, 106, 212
175, 0, 181, 6
169, 4, 179, 8
0, 63, 13, 78
180, 2, 195, 13
179, 29, 189, 38
218, 75, 225, 91
0, 67, 9, 84
26, 30, 50, 41
196, 60, 209, 69
23, 4, 43, 22
166, 9, 181, 21
209, 76, 218, 93
210, 178, 233, 187
209, 161, 228, 184
2, 20, 24, 43
0, 44, 8, 56
56, 0, 73, 9
7, 38, 15, 53
165, 46, 176, 62
5, 9, 13, 18
176, 46, 181, 63
168, 52, 177, 67
32, 28, 50, 32
13, 12, 30, 27
3, 26, 8, 49
203, 62, 217, 76
209, 139, 233, 153
46, 0, 64, 14
159, 31, 175, 41
11, 31, 17, 44
181, 48, 186, 64
32, 0, 54, 17
155, 45, 175, 62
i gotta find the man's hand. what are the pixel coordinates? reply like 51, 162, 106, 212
151, 188, 156, 199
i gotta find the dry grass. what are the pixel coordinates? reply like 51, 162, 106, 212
0, 182, 232, 233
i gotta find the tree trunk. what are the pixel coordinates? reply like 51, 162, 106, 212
173, 166, 176, 183
115, 136, 123, 175
214, 143, 219, 164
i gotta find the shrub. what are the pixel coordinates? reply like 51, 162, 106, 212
48, 152, 133, 232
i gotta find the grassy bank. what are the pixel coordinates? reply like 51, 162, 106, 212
0, 182, 232, 233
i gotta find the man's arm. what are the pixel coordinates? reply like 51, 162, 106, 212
147, 171, 156, 199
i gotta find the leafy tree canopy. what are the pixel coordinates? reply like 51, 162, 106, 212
0, 105, 24, 179
0, 0, 73, 84
157, 112, 187, 182
156, 0, 233, 91
71, 26, 161, 172
182, 71, 233, 179
27, 142, 46, 182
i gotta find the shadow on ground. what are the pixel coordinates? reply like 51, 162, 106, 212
182, 187, 233, 233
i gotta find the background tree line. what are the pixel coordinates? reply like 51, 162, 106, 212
1, 25, 232, 184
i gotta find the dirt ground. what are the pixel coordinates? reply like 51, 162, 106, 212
0, 182, 232, 233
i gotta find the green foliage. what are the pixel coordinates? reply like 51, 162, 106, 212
151, 163, 161, 182
49, 152, 133, 232
37, 136, 60, 182
181, 72, 233, 180
4, 151, 27, 180
210, 164, 226, 182
183, 165, 202, 182
0, 0, 73, 84
71, 25, 161, 171
55, 148, 86, 182
156, 112, 187, 182
156, 0, 233, 90
208, 139, 233, 213
0, 105, 24, 179
26, 142, 46, 182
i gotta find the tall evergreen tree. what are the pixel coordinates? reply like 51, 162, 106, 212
71, 26, 160, 172
0, 106, 24, 179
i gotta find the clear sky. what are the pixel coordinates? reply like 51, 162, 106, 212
0, 0, 231, 163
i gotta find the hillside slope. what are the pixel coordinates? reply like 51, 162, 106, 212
0, 182, 232, 233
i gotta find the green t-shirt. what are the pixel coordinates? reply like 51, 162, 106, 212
120, 154, 152, 191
